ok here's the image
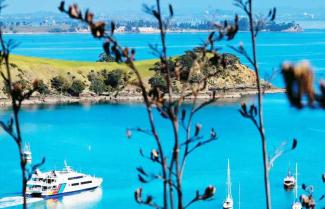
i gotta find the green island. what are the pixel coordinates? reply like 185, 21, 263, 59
0, 51, 283, 106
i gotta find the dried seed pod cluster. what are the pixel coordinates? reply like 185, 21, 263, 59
300, 194, 316, 209
59, 1, 106, 38
282, 61, 315, 108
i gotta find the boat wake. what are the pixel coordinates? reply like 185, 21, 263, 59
0, 188, 103, 208
0, 196, 43, 208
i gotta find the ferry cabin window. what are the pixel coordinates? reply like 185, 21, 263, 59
71, 183, 79, 186
81, 181, 92, 185
68, 176, 84, 180
47, 179, 55, 183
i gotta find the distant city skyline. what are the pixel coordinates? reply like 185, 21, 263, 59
2, 0, 325, 15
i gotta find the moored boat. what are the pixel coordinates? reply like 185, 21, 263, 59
284, 164, 296, 190
26, 161, 103, 198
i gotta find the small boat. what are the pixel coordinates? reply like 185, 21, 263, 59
301, 194, 316, 209
292, 163, 302, 209
26, 161, 103, 198
223, 159, 233, 209
283, 164, 296, 190
23, 143, 32, 164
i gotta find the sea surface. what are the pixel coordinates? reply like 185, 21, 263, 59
0, 31, 324, 209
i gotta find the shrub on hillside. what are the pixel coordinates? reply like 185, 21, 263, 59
68, 79, 86, 97
105, 69, 128, 90
90, 78, 106, 95
36, 80, 50, 95
87, 71, 107, 95
2, 78, 31, 96
148, 73, 167, 92
50, 76, 70, 94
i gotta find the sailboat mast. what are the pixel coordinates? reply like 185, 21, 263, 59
295, 163, 298, 199
227, 159, 232, 198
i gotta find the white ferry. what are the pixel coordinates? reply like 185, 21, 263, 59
26, 161, 103, 198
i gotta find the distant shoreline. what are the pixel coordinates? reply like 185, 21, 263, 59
0, 88, 285, 108
3, 29, 305, 36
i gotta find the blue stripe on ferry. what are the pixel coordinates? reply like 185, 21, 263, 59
43, 186, 100, 199
58, 183, 66, 193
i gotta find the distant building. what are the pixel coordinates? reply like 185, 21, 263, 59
116, 26, 126, 33
137, 27, 159, 33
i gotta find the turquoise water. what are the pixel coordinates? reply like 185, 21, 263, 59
0, 32, 324, 208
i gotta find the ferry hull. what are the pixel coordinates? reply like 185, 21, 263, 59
26, 162, 103, 200
284, 183, 295, 190
28, 186, 101, 199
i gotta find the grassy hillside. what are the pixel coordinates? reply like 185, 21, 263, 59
0, 53, 265, 99
8, 55, 156, 82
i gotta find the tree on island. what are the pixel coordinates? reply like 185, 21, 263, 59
50, 75, 70, 94
35, 79, 50, 96
105, 69, 128, 90
88, 71, 107, 95
68, 79, 86, 97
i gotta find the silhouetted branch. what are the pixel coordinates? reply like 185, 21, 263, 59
59, 1, 219, 208
232, 1, 276, 209
268, 139, 298, 169
185, 137, 217, 158
184, 186, 216, 209
135, 188, 163, 209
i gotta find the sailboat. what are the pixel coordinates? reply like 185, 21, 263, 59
23, 143, 32, 164
283, 163, 295, 190
292, 163, 302, 209
223, 159, 233, 209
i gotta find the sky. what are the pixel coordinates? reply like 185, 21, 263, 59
2, 0, 325, 14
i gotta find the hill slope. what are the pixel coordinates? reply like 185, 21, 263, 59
0, 54, 280, 104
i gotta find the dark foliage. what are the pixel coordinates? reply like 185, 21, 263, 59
97, 52, 116, 62
50, 75, 70, 94
36, 80, 50, 95
89, 76, 106, 95
68, 79, 85, 97
2, 78, 30, 96
148, 73, 167, 93
105, 69, 128, 90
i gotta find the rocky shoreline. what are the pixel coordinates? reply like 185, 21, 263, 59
0, 88, 285, 108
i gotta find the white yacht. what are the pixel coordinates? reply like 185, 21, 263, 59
223, 159, 234, 209
292, 163, 302, 209
26, 161, 103, 198
283, 164, 295, 190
